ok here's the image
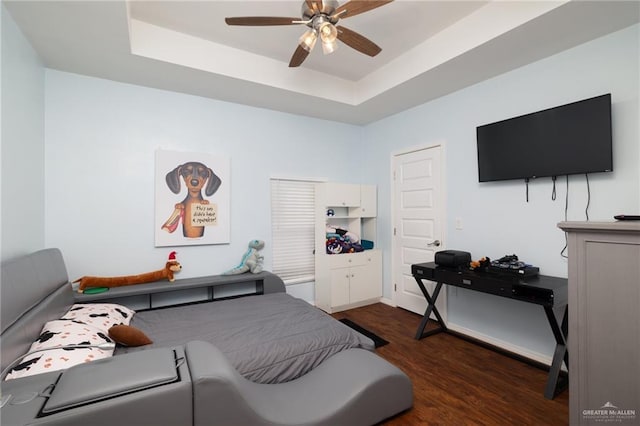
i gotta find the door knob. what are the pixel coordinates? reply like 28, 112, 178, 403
428, 240, 441, 247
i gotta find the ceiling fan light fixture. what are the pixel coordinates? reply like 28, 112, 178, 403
317, 21, 337, 43
315, 19, 338, 55
299, 28, 318, 52
321, 39, 338, 55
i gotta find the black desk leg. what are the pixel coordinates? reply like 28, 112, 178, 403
414, 279, 447, 340
543, 305, 569, 399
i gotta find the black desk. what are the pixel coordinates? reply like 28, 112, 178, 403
411, 262, 568, 399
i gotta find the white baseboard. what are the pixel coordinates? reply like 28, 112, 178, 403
338, 299, 565, 371
379, 297, 395, 307
446, 322, 556, 367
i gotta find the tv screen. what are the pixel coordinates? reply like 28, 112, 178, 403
476, 94, 613, 182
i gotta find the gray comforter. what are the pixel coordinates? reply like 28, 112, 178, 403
116, 293, 374, 384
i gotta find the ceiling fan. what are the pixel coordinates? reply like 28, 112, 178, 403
225, 0, 393, 67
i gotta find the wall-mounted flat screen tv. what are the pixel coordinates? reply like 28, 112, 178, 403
476, 94, 613, 182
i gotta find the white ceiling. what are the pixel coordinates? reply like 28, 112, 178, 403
4, 0, 639, 125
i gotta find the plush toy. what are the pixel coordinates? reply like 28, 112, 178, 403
326, 238, 343, 254
470, 256, 491, 270
74, 252, 182, 293
223, 240, 265, 275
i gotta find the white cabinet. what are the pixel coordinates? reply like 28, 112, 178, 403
322, 246, 382, 312
329, 269, 350, 307
347, 250, 382, 302
315, 183, 382, 313
351, 185, 376, 217
325, 182, 360, 207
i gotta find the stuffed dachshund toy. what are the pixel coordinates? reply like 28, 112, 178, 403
223, 240, 265, 275
469, 256, 491, 271
74, 252, 182, 293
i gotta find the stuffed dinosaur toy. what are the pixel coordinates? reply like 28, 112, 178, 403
223, 240, 265, 275
74, 252, 182, 293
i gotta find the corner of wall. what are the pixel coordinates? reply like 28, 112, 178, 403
1, 4, 46, 261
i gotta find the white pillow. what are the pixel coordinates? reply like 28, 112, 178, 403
28, 319, 113, 352
4, 320, 114, 381
60, 303, 135, 333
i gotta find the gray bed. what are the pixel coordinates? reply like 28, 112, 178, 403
1, 248, 413, 426
119, 292, 375, 383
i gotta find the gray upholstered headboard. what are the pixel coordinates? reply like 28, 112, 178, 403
1, 248, 74, 372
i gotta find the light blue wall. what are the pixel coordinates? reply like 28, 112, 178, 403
1, 4, 46, 261
3, 4, 638, 362
44, 70, 363, 298
363, 24, 639, 359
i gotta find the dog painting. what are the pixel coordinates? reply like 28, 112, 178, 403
155, 150, 230, 247
163, 162, 222, 238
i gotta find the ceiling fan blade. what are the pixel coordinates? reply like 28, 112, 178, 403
332, 0, 393, 20
225, 17, 301, 26
336, 26, 381, 57
305, 0, 323, 13
289, 45, 310, 67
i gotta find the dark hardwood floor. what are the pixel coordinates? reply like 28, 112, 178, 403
332, 303, 569, 426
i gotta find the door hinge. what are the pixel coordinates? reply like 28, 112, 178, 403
394, 283, 397, 292
393, 170, 396, 181
393, 227, 396, 236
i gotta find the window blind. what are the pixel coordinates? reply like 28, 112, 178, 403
270, 179, 316, 285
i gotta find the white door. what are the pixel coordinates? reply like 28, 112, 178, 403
392, 145, 446, 320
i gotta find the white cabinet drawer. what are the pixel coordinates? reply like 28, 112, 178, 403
327, 251, 380, 269
328, 253, 363, 268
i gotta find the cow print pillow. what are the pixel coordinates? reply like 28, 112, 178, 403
4, 320, 114, 381
61, 303, 135, 333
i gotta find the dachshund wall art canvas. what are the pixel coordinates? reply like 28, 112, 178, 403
155, 150, 230, 246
